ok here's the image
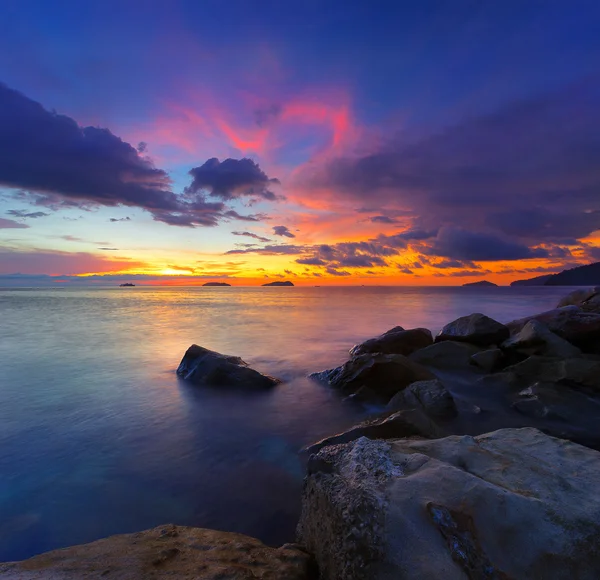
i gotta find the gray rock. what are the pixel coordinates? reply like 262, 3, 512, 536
349, 326, 433, 357
501, 319, 581, 358
507, 305, 600, 347
436, 313, 509, 346
1, 524, 315, 579
557, 287, 600, 308
310, 353, 434, 401
410, 340, 482, 369
470, 348, 504, 372
177, 345, 280, 388
303, 408, 444, 455
387, 379, 457, 419
298, 429, 600, 580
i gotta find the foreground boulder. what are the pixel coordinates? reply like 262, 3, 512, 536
470, 347, 504, 372
298, 429, 600, 580
409, 340, 481, 370
501, 319, 581, 358
177, 345, 280, 388
349, 327, 433, 357
507, 306, 600, 347
386, 379, 457, 419
435, 313, 509, 346
1, 524, 315, 579
309, 353, 434, 402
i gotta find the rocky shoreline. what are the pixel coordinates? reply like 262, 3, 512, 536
4, 287, 600, 579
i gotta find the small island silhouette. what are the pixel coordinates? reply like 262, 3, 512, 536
262, 281, 294, 287
119, 283, 135, 287
203, 282, 231, 287
462, 280, 498, 287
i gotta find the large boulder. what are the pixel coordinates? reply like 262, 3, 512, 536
557, 287, 600, 310
309, 353, 434, 402
297, 429, 600, 580
470, 348, 504, 372
349, 327, 433, 357
409, 340, 482, 370
1, 524, 315, 579
303, 408, 444, 455
435, 313, 509, 346
501, 319, 581, 358
177, 345, 280, 388
386, 379, 457, 420
507, 306, 600, 347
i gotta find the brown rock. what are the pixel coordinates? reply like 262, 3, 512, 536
0, 525, 315, 579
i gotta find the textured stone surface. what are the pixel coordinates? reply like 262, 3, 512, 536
177, 345, 280, 388
1, 525, 315, 579
409, 340, 482, 369
309, 353, 434, 402
349, 327, 433, 357
435, 313, 509, 346
298, 429, 600, 580
470, 347, 504, 372
386, 379, 457, 419
557, 287, 600, 310
501, 319, 581, 358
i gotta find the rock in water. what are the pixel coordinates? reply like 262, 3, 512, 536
436, 313, 509, 346
501, 319, 581, 358
309, 353, 434, 402
507, 306, 600, 347
297, 429, 600, 580
349, 327, 433, 357
386, 379, 457, 419
1, 525, 315, 579
177, 345, 280, 388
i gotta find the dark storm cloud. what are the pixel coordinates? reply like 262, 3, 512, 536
427, 228, 549, 261
232, 231, 271, 243
301, 78, 600, 244
7, 209, 49, 219
273, 225, 295, 238
187, 158, 280, 202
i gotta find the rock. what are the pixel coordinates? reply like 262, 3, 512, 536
386, 379, 457, 419
501, 319, 581, 358
470, 347, 504, 372
1, 524, 315, 579
309, 353, 434, 402
557, 287, 600, 307
297, 429, 600, 580
409, 340, 482, 370
505, 355, 600, 391
507, 305, 600, 347
436, 313, 509, 346
349, 327, 433, 357
303, 408, 444, 455
177, 345, 280, 388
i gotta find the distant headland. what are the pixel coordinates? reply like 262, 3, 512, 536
203, 282, 231, 287
262, 281, 294, 287
512, 261, 600, 286
462, 280, 498, 287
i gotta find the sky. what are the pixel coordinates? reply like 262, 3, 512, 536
1, 0, 600, 286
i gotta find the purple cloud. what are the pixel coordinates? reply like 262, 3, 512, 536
0, 217, 29, 229
273, 225, 295, 238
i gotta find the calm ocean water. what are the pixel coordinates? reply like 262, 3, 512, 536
0, 285, 569, 561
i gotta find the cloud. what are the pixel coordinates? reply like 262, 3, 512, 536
224, 210, 268, 222
7, 209, 48, 218
225, 244, 303, 255
273, 225, 295, 238
109, 216, 131, 222
186, 158, 280, 201
326, 267, 351, 276
370, 215, 398, 224
0, 217, 29, 229
296, 257, 326, 266
427, 227, 549, 261
232, 231, 271, 243
299, 78, 600, 244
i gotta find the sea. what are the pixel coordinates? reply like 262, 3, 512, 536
0, 285, 570, 561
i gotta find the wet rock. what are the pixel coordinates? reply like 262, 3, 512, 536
470, 347, 504, 372
386, 379, 457, 419
303, 408, 444, 455
557, 287, 600, 311
409, 340, 482, 370
507, 306, 600, 348
349, 327, 433, 357
310, 353, 434, 402
1, 524, 315, 579
435, 313, 509, 346
297, 429, 600, 580
501, 319, 581, 358
177, 345, 280, 388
